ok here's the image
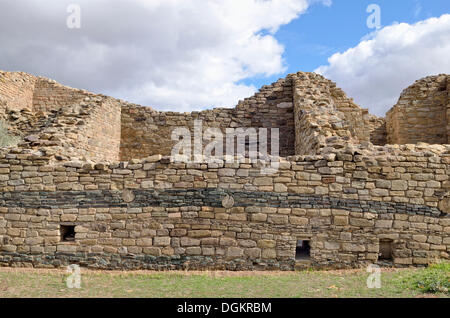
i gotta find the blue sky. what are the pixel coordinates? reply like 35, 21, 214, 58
244, 0, 450, 89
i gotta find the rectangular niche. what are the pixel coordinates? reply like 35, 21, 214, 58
295, 239, 311, 261
379, 240, 393, 260
60, 225, 76, 242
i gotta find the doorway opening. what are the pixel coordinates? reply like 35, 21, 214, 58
295, 240, 311, 260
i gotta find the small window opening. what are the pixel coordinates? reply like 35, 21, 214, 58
379, 240, 393, 260
295, 240, 311, 260
61, 225, 75, 242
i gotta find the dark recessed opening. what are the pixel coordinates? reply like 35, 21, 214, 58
379, 240, 393, 260
61, 225, 75, 242
295, 240, 311, 260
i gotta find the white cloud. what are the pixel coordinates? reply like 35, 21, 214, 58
0, 0, 324, 112
315, 14, 450, 117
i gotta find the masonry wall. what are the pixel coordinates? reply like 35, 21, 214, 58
0, 72, 122, 162
1, 95, 122, 163
0, 150, 448, 270
447, 78, 450, 142
1, 70, 449, 271
71, 97, 122, 162
31, 78, 88, 114
386, 75, 449, 145
120, 78, 295, 161
0, 71, 36, 112
293, 72, 387, 156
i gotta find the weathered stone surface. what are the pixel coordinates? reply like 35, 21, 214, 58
439, 197, 450, 214
0, 70, 448, 271
221, 195, 235, 209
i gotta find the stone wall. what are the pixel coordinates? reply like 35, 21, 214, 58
0, 148, 448, 270
447, 78, 450, 142
73, 96, 122, 162
386, 75, 449, 145
0, 97, 120, 163
32, 78, 88, 113
0, 71, 36, 112
293, 72, 387, 156
30, 78, 122, 162
0, 70, 449, 271
120, 105, 234, 161
0, 72, 122, 162
120, 78, 295, 161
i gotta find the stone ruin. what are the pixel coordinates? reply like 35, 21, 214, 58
0, 69, 448, 270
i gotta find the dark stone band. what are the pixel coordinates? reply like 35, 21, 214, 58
0, 251, 299, 271
0, 189, 444, 217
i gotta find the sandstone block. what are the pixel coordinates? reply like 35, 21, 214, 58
153, 236, 171, 246
334, 216, 349, 226
257, 240, 276, 248
290, 216, 309, 226
227, 247, 244, 258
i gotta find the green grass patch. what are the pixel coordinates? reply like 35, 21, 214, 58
0, 266, 449, 298
395, 262, 449, 295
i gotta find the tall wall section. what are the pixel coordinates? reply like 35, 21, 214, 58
0, 71, 122, 162
72, 96, 121, 162
386, 74, 449, 145
1, 70, 449, 271
0, 71, 36, 112
120, 78, 295, 161
447, 77, 450, 142
30, 78, 122, 162
292, 72, 386, 156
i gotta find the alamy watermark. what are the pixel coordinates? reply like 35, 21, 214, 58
66, 264, 81, 289
366, 4, 381, 30
67, 4, 81, 29
366, 264, 381, 289
171, 120, 280, 174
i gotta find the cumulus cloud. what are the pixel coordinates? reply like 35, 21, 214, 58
0, 0, 323, 112
315, 14, 450, 117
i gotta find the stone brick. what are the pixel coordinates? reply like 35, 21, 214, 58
334, 216, 349, 226
227, 247, 244, 258
257, 240, 276, 248
290, 216, 309, 226
153, 237, 171, 246
391, 180, 408, 191
261, 249, 277, 259
375, 220, 393, 228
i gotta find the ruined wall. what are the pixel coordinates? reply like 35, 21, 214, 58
1, 70, 449, 271
447, 78, 450, 142
386, 75, 449, 145
73, 96, 121, 162
32, 78, 88, 113
31, 78, 122, 162
0, 148, 448, 270
293, 72, 387, 156
120, 78, 295, 161
26, 94, 121, 163
120, 105, 235, 161
0, 71, 36, 112
0, 72, 122, 162
368, 117, 387, 146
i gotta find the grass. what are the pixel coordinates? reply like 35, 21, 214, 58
397, 262, 449, 294
0, 264, 448, 298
